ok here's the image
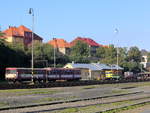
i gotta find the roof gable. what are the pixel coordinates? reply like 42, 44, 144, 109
2, 25, 43, 41
48, 38, 70, 48
70, 37, 100, 47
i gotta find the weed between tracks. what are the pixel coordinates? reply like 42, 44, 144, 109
34, 96, 77, 103
51, 96, 150, 113
102, 101, 150, 113
0, 88, 61, 96
0, 102, 8, 108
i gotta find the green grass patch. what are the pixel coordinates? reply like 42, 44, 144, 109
34, 96, 77, 103
17, 90, 59, 96
59, 108, 78, 113
0, 88, 61, 96
0, 102, 8, 108
51, 99, 138, 113
102, 101, 150, 113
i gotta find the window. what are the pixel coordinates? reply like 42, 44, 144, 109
6, 70, 17, 74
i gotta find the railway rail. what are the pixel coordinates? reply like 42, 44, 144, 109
0, 91, 143, 111
0, 79, 148, 90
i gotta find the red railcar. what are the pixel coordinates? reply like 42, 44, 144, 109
45, 68, 81, 81
5, 67, 81, 83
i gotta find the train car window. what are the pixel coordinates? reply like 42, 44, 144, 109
53, 70, 57, 75
23, 70, 32, 74
47, 70, 52, 75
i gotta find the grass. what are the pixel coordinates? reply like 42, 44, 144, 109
59, 108, 78, 113
35, 96, 77, 103
0, 102, 8, 108
102, 101, 150, 113
0, 88, 61, 96
17, 90, 59, 96
51, 96, 150, 113
51, 99, 134, 113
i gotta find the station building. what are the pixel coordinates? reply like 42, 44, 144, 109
64, 63, 123, 80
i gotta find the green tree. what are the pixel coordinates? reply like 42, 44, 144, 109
28, 42, 70, 67
96, 46, 105, 59
127, 46, 141, 62
96, 45, 117, 64
70, 40, 90, 63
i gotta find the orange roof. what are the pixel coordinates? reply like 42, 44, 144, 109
2, 25, 43, 42
3, 25, 31, 37
18, 25, 31, 36
48, 38, 70, 48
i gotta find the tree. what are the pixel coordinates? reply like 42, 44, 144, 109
96, 46, 105, 59
27, 42, 70, 67
96, 45, 117, 64
70, 40, 90, 63
127, 46, 141, 62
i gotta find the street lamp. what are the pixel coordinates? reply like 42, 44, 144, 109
114, 28, 119, 75
29, 8, 34, 82
53, 38, 56, 68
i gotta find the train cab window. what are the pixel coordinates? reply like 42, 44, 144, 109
6, 70, 17, 74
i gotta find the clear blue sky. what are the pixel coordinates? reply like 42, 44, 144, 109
1, 0, 150, 50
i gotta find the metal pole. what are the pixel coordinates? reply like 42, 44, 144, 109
141, 55, 143, 72
114, 28, 119, 75
29, 8, 34, 82
53, 38, 56, 68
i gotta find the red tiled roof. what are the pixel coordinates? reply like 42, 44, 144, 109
70, 37, 101, 47
48, 38, 70, 48
2, 25, 42, 40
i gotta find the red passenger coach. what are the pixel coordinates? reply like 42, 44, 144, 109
45, 68, 81, 81
5, 67, 81, 83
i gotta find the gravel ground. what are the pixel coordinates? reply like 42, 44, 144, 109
0, 82, 150, 112
1, 91, 150, 113
0, 84, 126, 108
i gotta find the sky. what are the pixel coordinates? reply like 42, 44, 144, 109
1, 0, 150, 50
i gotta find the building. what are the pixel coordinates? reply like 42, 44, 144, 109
140, 55, 148, 68
64, 63, 123, 80
70, 37, 107, 56
1, 25, 43, 46
48, 38, 70, 54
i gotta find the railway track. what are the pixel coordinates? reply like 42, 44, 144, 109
0, 91, 144, 112
0, 79, 147, 90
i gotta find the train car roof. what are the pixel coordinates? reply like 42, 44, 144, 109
6, 67, 45, 70
45, 67, 80, 70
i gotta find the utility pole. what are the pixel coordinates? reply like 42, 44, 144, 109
114, 28, 119, 75
53, 38, 56, 68
141, 55, 143, 72
29, 8, 34, 82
